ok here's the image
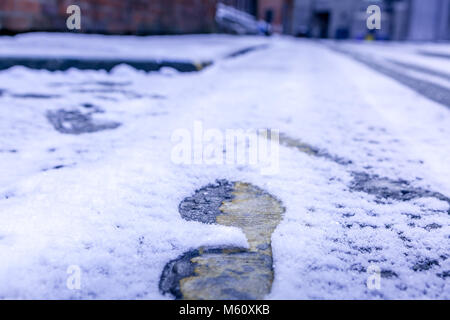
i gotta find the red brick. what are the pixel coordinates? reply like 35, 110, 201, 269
0, 0, 218, 34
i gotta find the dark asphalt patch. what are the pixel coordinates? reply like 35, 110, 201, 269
178, 179, 234, 224
46, 109, 121, 135
160, 249, 200, 300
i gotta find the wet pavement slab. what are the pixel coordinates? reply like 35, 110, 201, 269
161, 180, 285, 300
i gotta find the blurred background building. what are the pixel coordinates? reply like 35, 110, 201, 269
0, 0, 448, 40
226, 0, 449, 40
0, 0, 217, 34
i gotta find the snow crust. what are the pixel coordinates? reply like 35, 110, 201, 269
0, 35, 449, 299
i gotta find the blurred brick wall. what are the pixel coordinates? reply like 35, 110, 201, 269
0, 0, 218, 34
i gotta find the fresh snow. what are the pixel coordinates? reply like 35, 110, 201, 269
0, 34, 449, 299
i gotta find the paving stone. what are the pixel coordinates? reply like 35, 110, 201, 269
161, 180, 285, 300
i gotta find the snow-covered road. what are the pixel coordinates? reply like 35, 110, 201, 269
0, 35, 449, 299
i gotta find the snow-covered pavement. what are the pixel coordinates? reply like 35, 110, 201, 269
0, 35, 449, 299
0, 33, 268, 61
